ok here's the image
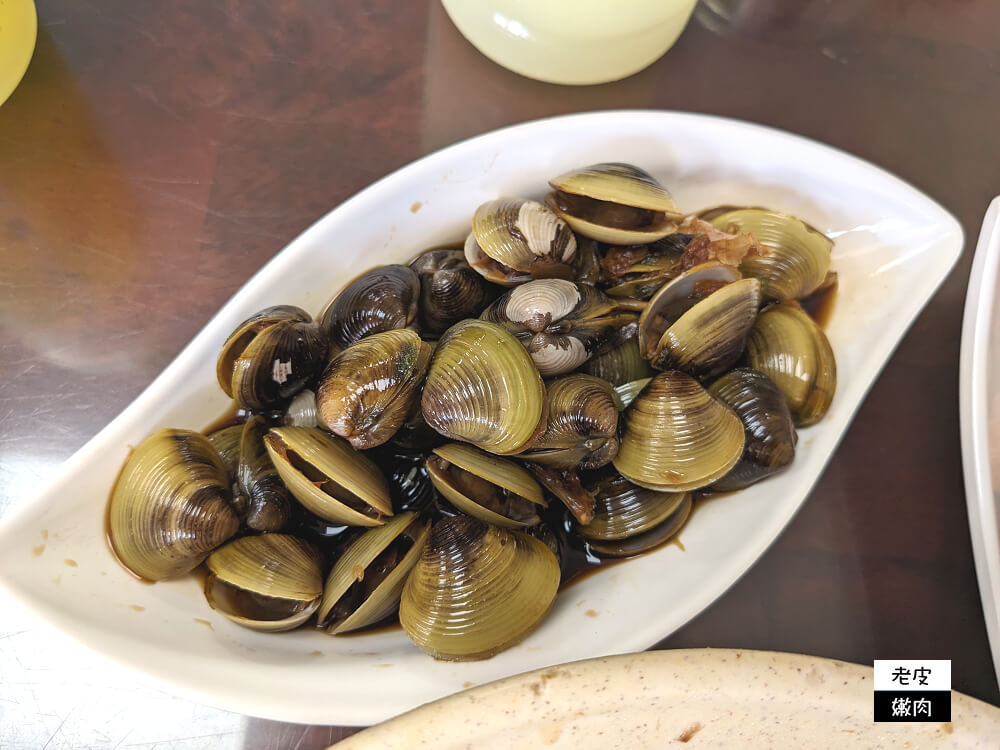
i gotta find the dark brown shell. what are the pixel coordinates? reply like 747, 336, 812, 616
707, 368, 797, 491
319, 264, 419, 351
410, 248, 498, 335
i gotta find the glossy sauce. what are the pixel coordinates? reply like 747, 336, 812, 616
799, 276, 838, 329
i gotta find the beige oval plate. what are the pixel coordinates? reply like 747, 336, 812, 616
332, 649, 1000, 749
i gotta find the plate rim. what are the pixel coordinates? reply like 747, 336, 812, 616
959, 196, 1000, 687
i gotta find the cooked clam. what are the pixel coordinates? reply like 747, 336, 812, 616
526, 463, 596, 526
316, 329, 432, 450
520, 374, 619, 470
410, 247, 498, 335
481, 279, 641, 376
580, 471, 692, 557
546, 163, 683, 245
264, 426, 393, 526
400, 516, 560, 660
581, 336, 654, 386
206, 424, 243, 480
204, 534, 323, 632
426, 443, 546, 527
108, 429, 239, 581
638, 262, 761, 378
613, 371, 745, 492
614, 377, 653, 409
216, 305, 327, 410
470, 198, 577, 281
237, 416, 292, 531
319, 265, 419, 351
708, 368, 797, 491
317, 512, 431, 634
283, 388, 318, 428
746, 302, 836, 426
703, 208, 832, 301
601, 233, 694, 300
421, 319, 546, 455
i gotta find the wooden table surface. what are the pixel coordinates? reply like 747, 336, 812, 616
2, 0, 999, 746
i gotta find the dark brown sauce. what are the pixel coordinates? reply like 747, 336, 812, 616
799, 276, 838, 329
336, 615, 404, 638
202, 400, 244, 435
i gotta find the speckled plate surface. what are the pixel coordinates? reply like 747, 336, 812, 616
331, 649, 1000, 749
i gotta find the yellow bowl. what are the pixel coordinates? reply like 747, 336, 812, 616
0, 0, 37, 106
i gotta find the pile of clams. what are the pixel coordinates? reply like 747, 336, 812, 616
107, 163, 837, 661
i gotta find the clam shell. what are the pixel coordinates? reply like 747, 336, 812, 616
471, 198, 577, 277
464, 232, 532, 287
264, 426, 392, 526
316, 329, 432, 450
586, 493, 692, 557
746, 302, 836, 426
581, 336, 654, 386
549, 163, 682, 213
580, 473, 689, 541
520, 374, 620, 470
427, 443, 545, 528
410, 247, 498, 335
204, 534, 322, 632
237, 416, 292, 532
399, 516, 560, 660
318, 264, 419, 351
108, 429, 239, 581
613, 371, 745, 492
546, 163, 682, 245
317, 512, 431, 634
206, 424, 243, 480
481, 279, 638, 377
708, 368, 798, 491
704, 207, 833, 301
218, 306, 327, 410
421, 319, 546, 455
216, 305, 312, 398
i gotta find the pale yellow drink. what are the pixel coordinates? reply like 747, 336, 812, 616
0, 0, 37, 105
441, 0, 698, 85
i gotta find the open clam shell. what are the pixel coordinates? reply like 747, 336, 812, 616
317, 512, 431, 634
704, 207, 833, 301
546, 163, 683, 245
264, 426, 392, 526
613, 371, 745, 492
580, 472, 689, 541
318, 264, 419, 351
585, 493, 692, 558
471, 198, 577, 279
108, 429, 239, 581
421, 319, 547, 455
707, 368, 798, 491
746, 302, 836, 427
426, 443, 546, 528
520, 374, 620, 470
316, 329, 432, 450
638, 262, 761, 379
481, 279, 639, 376
399, 516, 561, 661
204, 534, 323, 632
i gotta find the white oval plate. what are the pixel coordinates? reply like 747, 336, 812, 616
959, 196, 1000, 685
332, 650, 1000, 749
0, 111, 963, 725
